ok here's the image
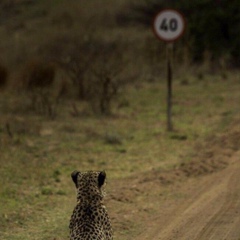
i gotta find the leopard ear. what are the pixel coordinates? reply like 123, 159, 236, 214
98, 171, 106, 188
71, 171, 80, 188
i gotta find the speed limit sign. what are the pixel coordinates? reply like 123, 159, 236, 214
152, 9, 185, 131
153, 9, 185, 42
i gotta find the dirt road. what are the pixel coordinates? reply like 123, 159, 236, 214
138, 151, 240, 240
109, 123, 240, 240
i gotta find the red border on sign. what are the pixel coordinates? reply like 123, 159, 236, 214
152, 8, 186, 42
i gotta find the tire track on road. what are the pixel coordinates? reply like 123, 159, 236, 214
194, 160, 240, 240
140, 151, 240, 240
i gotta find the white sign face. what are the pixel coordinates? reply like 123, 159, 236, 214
153, 9, 185, 42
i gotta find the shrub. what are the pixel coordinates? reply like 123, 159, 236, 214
40, 35, 94, 100
0, 64, 8, 90
86, 39, 126, 115
21, 59, 55, 90
42, 35, 127, 115
89, 70, 123, 115
20, 59, 57, 118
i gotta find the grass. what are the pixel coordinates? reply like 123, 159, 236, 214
1, 71, 240, 239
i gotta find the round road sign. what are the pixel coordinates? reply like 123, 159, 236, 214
153, 9, 185, 42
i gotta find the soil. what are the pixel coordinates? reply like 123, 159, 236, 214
108, 120, 240, 240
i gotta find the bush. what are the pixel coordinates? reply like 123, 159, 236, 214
42, 35, 127, 115
89, 69, 123, 115
19, 59, 57, 118
40, 35, 94, 100
0, 64, 8, 90
21, 59, 55, 90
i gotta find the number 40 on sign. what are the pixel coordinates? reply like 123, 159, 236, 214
153, 9, 185, 42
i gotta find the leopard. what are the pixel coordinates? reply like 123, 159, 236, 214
69, 170, 113, 240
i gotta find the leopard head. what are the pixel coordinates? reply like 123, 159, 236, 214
71, 170, 106, 203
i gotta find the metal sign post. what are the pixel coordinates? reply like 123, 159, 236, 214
153, 9, 185, 131
166, 43, 173, 131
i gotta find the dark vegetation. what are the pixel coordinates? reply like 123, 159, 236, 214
118, 0, 240, 67
0, 64, 8, 89
1, 0, 239, 118
0, 0, 130, 116
19, 60, 57, 118
42, 36, 126, 115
